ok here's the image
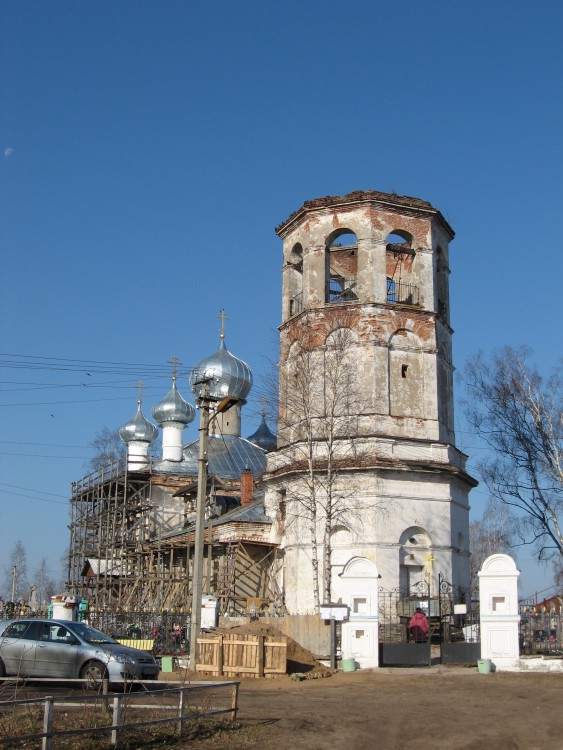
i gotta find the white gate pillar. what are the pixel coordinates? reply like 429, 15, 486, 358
478, 553, 520, 670
340, 557, 379, 669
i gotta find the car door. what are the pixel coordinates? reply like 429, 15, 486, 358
35, 622, 79, 678
0, 620, 40, 676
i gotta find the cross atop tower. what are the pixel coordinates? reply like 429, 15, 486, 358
167, 355, 182, 383
218, 309, 230, 340
136, 379, 144, 405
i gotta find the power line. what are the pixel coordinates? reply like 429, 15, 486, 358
0, 452, 90, 459
0, 396, 135, 407
0, 482, 67, 498
0, 489, 68, 506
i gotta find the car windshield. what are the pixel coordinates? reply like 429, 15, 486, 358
70, 623, 116, 644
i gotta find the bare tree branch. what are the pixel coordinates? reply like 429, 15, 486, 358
463, 347, 562, 561
272, 310, 382, 608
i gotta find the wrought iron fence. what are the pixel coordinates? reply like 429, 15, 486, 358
378, 582, 431, 666
386, 279, 419, 305
438, 576, 480, 644
520, 606, 562, 655
290, 292, 303, 316
326, 276, 357, 303
377, 578, 480, 666
378, 582, 431, 644
88, 609, 191, 656
437, 576, 480, 664
0, 604, 191, 656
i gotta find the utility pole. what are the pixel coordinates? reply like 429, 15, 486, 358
11, 565, 17, 601
188, 384, 240, 668
189, 381, 211, 668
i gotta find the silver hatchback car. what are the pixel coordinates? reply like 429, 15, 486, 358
0, 619, 160, 684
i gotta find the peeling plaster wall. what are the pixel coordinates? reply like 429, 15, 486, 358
267, 191, 476, 611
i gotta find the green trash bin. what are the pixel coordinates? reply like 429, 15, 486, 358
342, 658, 357, 672
477, 659, 492, 674
161, 656, 174, 672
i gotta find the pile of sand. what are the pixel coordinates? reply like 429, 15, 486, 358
215, 620, 332, 678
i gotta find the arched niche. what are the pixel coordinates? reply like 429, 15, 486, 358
399, 526, 432, 595
330, 524, 352, 546
324, 326, 358, 348
341, 556, 379, 579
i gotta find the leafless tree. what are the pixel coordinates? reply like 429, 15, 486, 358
87, 426, 125, 472
87, 424, 160, 473
469, 496, 517, 588
32, 557, 57, 606
2, 540, 29, 601
464, 347, 562, 561
276, 310, 373, 608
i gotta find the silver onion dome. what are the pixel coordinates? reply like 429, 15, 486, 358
152, 381, 195, 426
190, 339, 253, 401
119, 402, 158, 444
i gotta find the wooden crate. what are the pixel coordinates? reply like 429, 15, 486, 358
196, 633, 287, 678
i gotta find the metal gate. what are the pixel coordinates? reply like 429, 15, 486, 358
438, 575, 480, 665
378, 581, 432, 667
378, 576, 480, 667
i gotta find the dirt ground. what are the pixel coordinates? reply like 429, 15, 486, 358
185, 666, 563, 750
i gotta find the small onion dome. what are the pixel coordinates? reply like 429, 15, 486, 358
152, 381, 195, 426
247, 415, 277, 452
190, 338, 252, 402
119, 402, 158, 444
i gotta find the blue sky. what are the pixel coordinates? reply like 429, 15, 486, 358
1, 0, 561, 599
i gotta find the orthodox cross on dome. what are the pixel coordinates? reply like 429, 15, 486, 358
260, 395, 267, 418
217, 309, 230, 340
167, 354, 182, 383
136, 379, 144, 405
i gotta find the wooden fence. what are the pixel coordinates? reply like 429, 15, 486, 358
0, 682, 239, 750
196, 633, 287, 678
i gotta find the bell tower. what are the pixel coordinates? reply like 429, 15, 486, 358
265, 190, 477, 613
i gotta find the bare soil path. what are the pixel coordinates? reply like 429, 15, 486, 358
192, 667, 563, 750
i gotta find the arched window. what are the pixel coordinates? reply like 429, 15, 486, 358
385, 231, 418, 305
325, 230, 358, 304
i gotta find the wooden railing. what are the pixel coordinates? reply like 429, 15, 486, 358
0, 682, 239, 749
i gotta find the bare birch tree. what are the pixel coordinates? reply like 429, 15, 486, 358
276, 310, 372, 608
464, 347, 562, 561
33, 557, 57, 606
469, 496, 517, 588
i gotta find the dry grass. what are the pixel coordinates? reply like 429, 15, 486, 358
0, 678, 248, 750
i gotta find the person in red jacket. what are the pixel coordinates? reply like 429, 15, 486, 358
409, 607, 429, 642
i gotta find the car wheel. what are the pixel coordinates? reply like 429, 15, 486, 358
80, 660, 108, 689
0, 659, 5, 678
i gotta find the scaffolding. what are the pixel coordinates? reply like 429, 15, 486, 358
68, 462, 282, 613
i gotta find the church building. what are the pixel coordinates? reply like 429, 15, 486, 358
68, 189, 476, 618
